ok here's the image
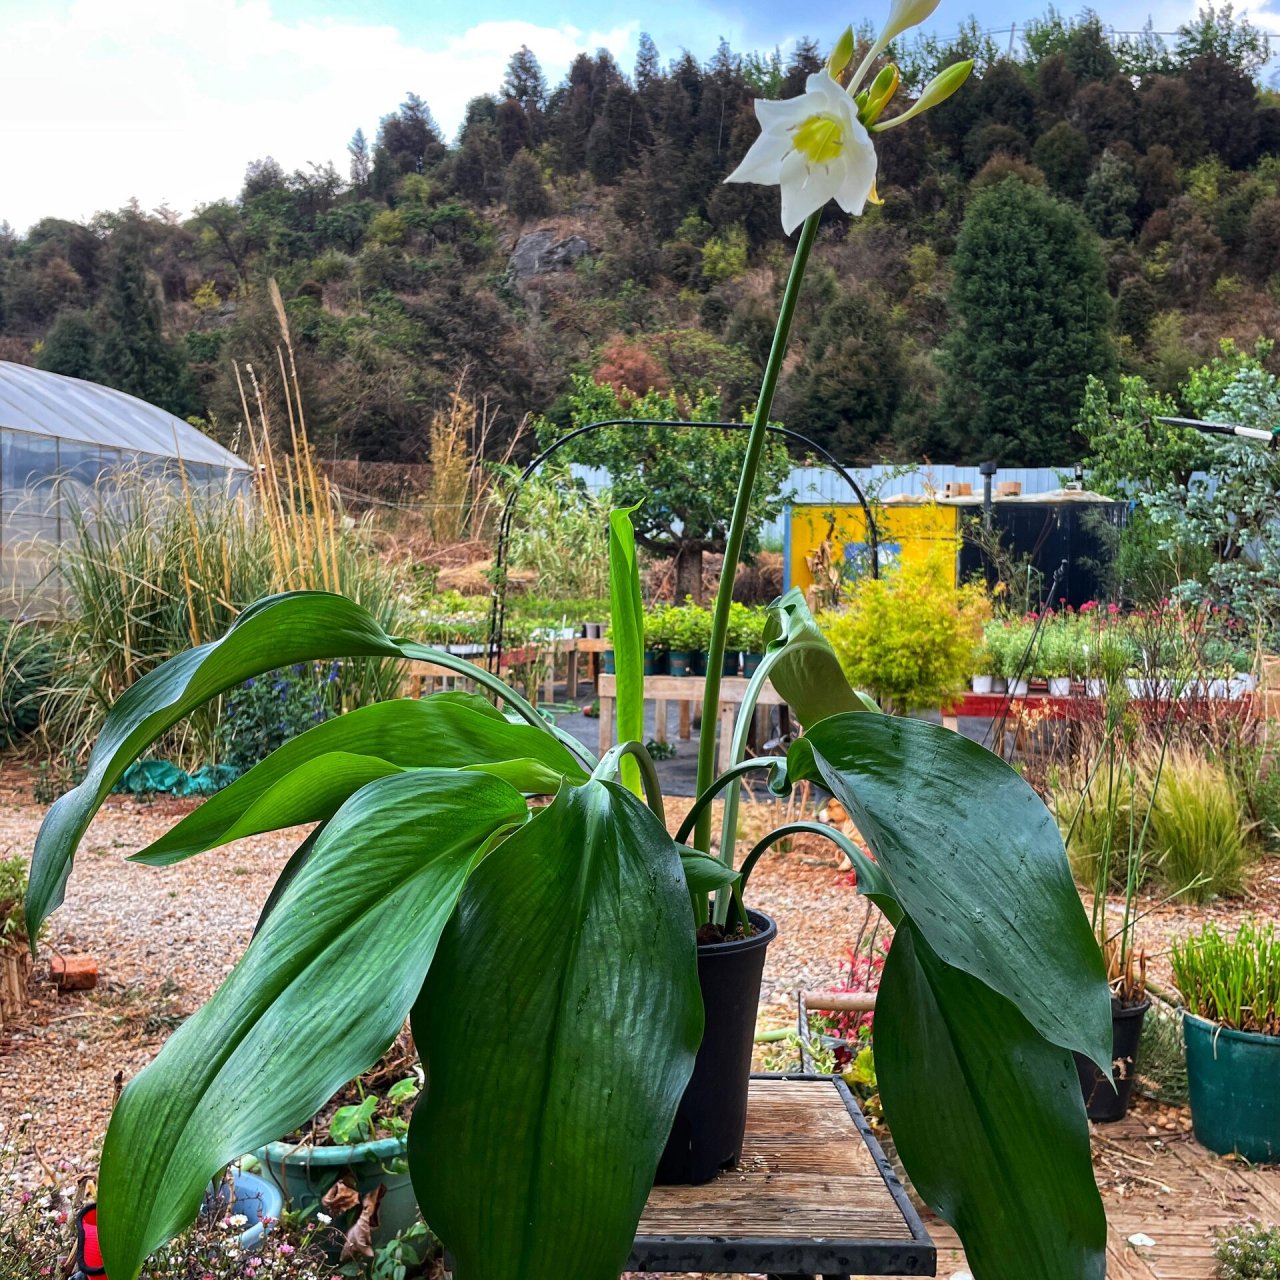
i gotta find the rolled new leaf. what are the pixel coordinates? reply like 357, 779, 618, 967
96, 769, 529, 1280
608, 505, 646, 795
410, 779, 702, 1280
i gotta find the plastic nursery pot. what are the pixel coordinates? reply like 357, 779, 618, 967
252, 1134, 418, 1249
655, 909, 778, 1185
971, 674, 994, 694
602, 649, 616, 675
990, 676, 1008, 694
205, 1168, 285, 1250
1072, 998, 1149, 1123
643, 649, 669, 677
690, 650, 708, 677
669, 650, 696, 678
1047, 676, 1073, 697
1183, 1014, 1280, 1162
742, 652, 764, 679
720, 651, 741, 678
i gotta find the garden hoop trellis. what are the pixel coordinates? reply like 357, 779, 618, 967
486, 418, 880, 671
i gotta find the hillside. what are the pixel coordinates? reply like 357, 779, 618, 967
2, 5, 1278, 467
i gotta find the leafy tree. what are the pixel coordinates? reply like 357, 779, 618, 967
543, 376, 792, 601
503, 45, 548, 110
503, 150, 551, 221
94, 220, 195, 415
348, 129, 371, 189
940, 176, 1115, 464
376, 93, 447, 176
1082, 147, 1139, 239
1033, 122, 1091, 198
1175, 3, 1270, 74
36, 310, 98, 380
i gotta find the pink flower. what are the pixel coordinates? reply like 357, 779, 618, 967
278, 1243, 294, 1255
1107, 603, 1120, 615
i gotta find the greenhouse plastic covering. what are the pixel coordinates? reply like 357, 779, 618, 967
0, 362, 252, 613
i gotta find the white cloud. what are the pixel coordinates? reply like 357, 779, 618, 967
1, 1, 640, 233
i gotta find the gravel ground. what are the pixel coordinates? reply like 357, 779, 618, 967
0, 762, 864, 1171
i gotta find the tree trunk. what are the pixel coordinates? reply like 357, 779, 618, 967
674, 544, 704, 604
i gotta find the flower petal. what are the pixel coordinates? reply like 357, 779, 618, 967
725, 134, 789, 185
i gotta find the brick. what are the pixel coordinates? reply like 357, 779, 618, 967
51, 954, 98, 991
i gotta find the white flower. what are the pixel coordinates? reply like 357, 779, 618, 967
725, 71, 877, 234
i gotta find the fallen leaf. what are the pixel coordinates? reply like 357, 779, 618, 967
321, 1180, 360, 1216
340, 1184, 386, 1261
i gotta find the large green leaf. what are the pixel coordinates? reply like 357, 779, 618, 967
762, 588, 873, 726
131, 699, 586, 865
96, 769, 528, 1280
608, 505, 646, 794
787, 712, 1110, 1067
410, 780, 702, 1280
27, 592, 572, 935
876, 925, 1106, 1280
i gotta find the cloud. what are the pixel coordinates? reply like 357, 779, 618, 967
1, 0, 639, 233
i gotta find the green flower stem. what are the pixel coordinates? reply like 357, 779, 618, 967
675, 757, 788, 846
694, 210, 822, 853
591, 742, 665, 824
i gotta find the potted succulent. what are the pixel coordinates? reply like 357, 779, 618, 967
643, 604, 671, 677
26, 24, 1113, 1280
1171, 920, 1280, 1162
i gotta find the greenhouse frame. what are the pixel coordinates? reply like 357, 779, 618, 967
0, 362, 252, 614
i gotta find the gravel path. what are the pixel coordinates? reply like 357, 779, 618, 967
0, 765, 864, 1170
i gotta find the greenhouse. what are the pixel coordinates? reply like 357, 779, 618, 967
0, 361, 252, 613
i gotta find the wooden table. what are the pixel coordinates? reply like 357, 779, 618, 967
630, 1075, 935, 1278
597, 673, 787, 773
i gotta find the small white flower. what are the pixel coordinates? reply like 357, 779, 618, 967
316, 1211, 331, 1224
725, 71, 877, 234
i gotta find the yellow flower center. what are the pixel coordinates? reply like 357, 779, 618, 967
792, 113, 845, 165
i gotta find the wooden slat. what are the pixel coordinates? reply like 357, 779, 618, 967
636, 1078, 916, 1244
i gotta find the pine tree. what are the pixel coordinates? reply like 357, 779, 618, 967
37, 310, 98, 380
94, 220, 194, 415
348, 128, 371, 189
939, 176, 1115, 464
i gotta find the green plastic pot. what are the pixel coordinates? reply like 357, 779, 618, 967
742, 652, 764, 678
251, 1134, 419, 1247
1183, 1013, 1280, 1162
669, 650, 695, 677
602, 649, 615, 675
643, 649, 669, 676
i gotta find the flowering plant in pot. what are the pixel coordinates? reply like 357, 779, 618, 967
26, 12, 1111, 1280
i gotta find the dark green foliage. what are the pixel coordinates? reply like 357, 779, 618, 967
1033, 122, 1092, 198
503, 149, 551, 221
36, 310, 97, 380
1083, 148, 1140, 238
940, 177, 1115, 464
213, 664, 337, 776
0, 621, 59, 747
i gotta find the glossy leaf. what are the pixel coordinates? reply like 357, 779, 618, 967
27, 592, 570, 934
131, 699, 585, 865
876, 925, 1105, 1280
96, 770, 528, 1280
762, 588, 874, 726
609, 505, 646, 794
677, 843, 742, 894
410, 780, 702, 1280
787, 712, 1110, 1067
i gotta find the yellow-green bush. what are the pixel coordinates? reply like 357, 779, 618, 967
821, 555, 989, 713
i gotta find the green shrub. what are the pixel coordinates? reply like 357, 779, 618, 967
823, 556, 989, 712
0, 855, 30, 945
667, 599, 711, 651
1150, 749, 1251, 901
0, 621, 60, 747
214, 663, 338, 775
507, 469, 611, 601
1216, 1220, 1280, 1279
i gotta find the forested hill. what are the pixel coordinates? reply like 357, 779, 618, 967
3, 7, 1279, 468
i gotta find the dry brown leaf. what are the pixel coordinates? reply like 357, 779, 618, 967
339, 1184, 386, 1261
321, 1179, 360, 1216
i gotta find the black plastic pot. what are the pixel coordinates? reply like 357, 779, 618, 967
643, 649, 669, 676
655, 910, 777, 1185
1072, 997, 1150, 1122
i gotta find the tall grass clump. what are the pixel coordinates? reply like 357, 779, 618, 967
1149, 749, 1251, 902
1170, 919, 1280, 1035
37, 282, 408, 765
507, 467, 613, 600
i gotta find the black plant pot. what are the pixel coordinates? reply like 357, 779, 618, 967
655, 910, 777, 1185
1073, 997, 1150, 1123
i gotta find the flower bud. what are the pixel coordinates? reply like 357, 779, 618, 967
871, 58, 973, 131
859, 63, 901, 126
828, 26, 856, 77
877, 0, 944, 49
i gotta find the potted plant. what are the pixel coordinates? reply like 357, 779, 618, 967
738, 607, 769, 678
250, 1028, 422, 1248
971, 629, 996, 695
26, 28, 1113, 1280
666, 602, 701, 677
643, 604, 671, 677
996, 619, 1032, 696
723, 601, 757, 679
1171, 920, 1280, 1162
602, 618, 615, 675
982, 620, 1009, 694
1037, 625, 1076, 698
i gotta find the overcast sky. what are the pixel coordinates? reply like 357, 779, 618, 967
3, 0, 1277, 235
